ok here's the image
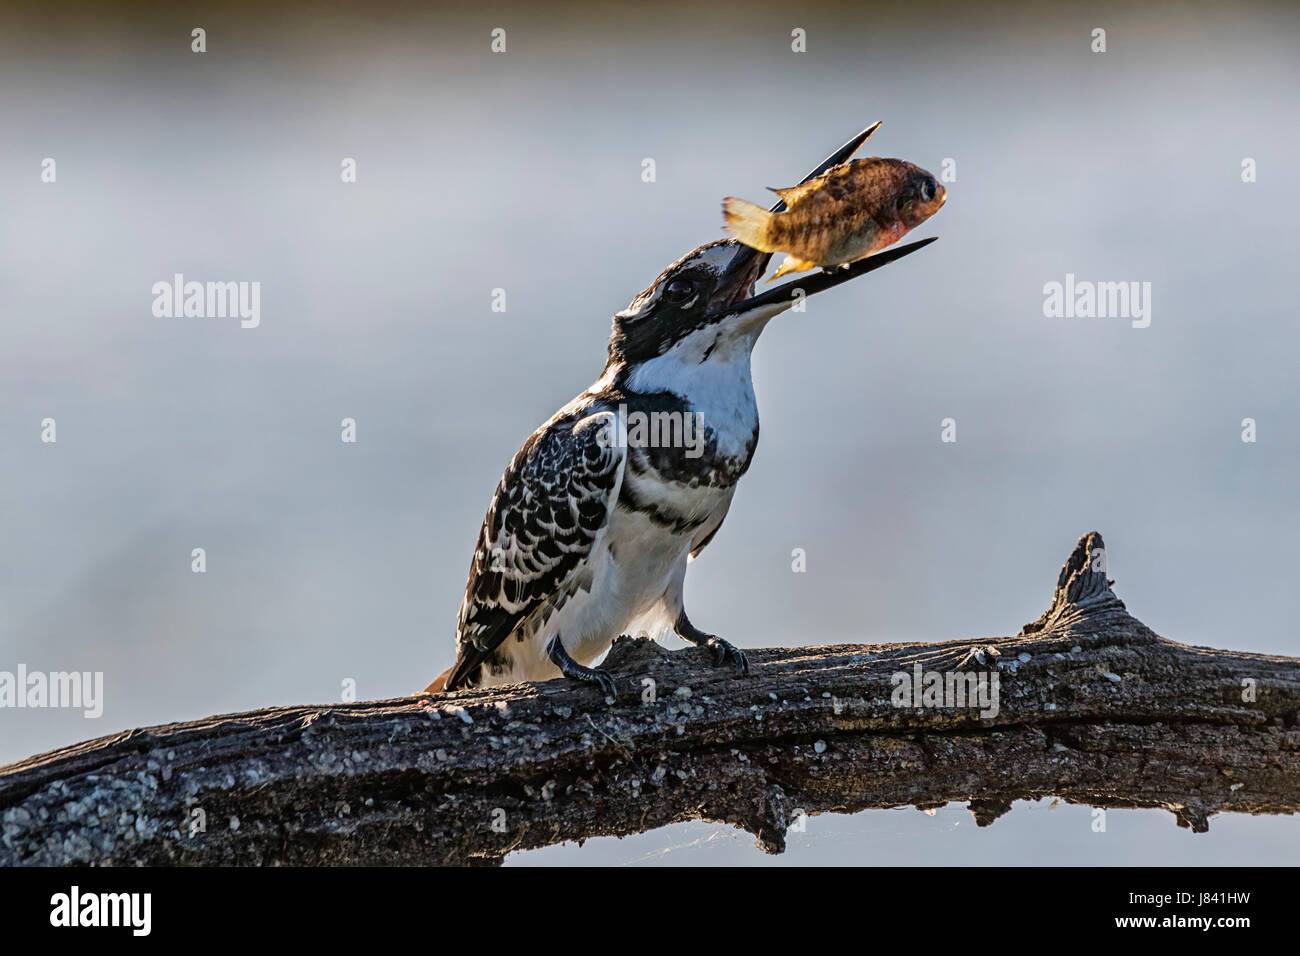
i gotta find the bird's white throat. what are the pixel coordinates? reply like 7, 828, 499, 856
624, 323, 763, 461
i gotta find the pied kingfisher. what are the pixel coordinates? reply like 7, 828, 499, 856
427, 125, 936, 697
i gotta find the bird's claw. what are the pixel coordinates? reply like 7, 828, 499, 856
547, 634, 617, 700
564, 663, 616, 700
706, 637, 749, 676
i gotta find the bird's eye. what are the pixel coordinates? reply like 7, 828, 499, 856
663, 278, 696, 303
920, 178, 937, 202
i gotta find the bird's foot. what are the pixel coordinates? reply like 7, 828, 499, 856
705, 636, 749, 676
675, 611, 749, 676
546, 635, 617, 699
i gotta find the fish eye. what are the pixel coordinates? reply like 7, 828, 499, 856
920, 178, 937, 202
663, 278, 696, 303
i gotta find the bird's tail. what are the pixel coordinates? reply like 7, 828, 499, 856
424, 666, 454, 695
722, 197, 776, 252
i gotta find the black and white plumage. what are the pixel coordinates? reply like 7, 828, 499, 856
428, 128, 937, 695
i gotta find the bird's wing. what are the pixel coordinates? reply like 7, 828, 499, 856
443, 410, 626, 690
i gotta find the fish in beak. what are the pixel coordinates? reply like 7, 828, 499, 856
706, 121, 938, 320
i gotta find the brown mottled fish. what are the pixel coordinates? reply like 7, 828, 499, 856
723, 156, 946, 281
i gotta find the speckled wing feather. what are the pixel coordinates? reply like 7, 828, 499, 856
443, 411, 625, 690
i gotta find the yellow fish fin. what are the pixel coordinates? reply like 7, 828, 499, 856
765, 182, 819, 205
767, 255, 816, 282
721, 197, 776, 251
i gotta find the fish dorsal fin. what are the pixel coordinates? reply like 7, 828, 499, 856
766, 182, 820, 204
767, 157, 869, 205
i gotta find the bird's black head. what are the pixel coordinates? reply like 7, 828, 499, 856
606, 233, 938, 368
608, 239, 768, 365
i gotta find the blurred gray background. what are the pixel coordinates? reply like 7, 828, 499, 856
1, 1, 1296, 864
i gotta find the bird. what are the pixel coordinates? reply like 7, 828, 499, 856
426, 125, 937, 697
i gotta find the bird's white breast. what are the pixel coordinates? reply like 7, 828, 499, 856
624, 324, 760, 461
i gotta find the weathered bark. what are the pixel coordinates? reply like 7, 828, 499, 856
1, 532, 1296, 866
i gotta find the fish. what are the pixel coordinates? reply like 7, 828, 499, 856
722, 156, 947, 281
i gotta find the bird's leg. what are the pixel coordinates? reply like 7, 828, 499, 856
674, 610, 749, 676
546, 634, 616, 698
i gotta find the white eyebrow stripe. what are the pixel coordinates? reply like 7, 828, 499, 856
615, 289, 660, 321
616, 241, 736, 318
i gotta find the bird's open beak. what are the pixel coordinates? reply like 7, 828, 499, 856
707, 121, 938, 318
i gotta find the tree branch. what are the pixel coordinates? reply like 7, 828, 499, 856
2, 532, 1297, 865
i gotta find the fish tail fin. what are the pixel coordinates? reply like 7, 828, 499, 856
767, 255, 816, 282
722, 197, 776, 251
